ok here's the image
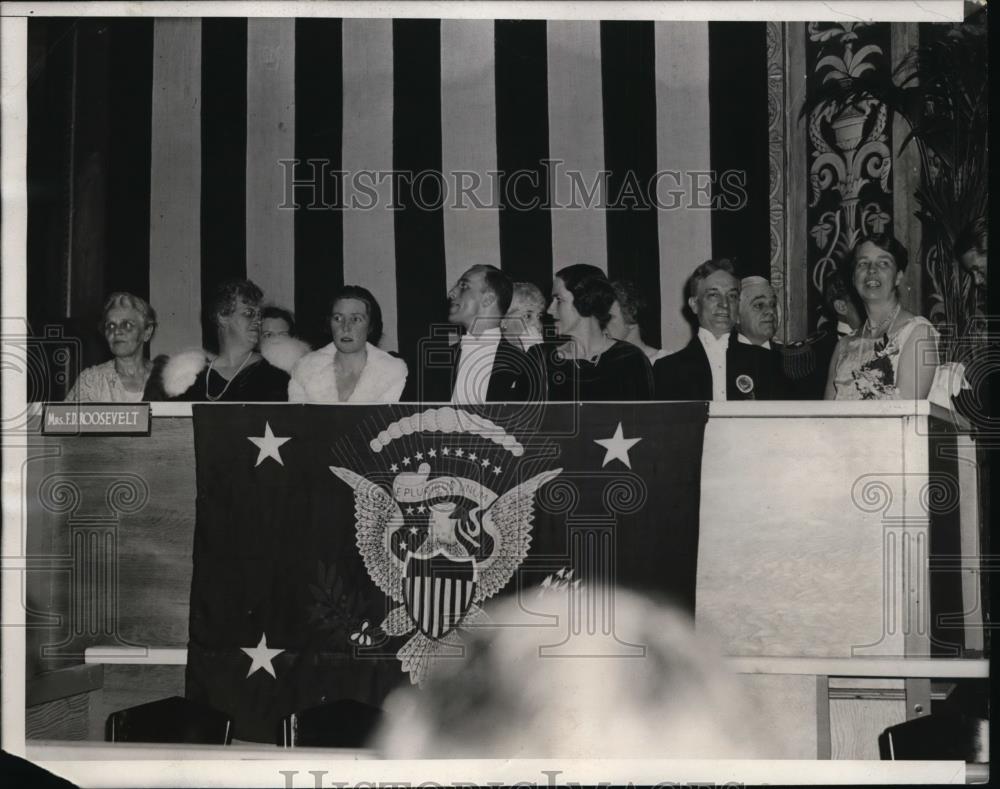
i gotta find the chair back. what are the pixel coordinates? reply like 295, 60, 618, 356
105, 696, 233, 744
878, 714, 988, 762
278, 698, 383, 748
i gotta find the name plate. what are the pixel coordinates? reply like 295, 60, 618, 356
42, 403, 151, 435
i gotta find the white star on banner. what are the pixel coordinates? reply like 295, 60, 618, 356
594, 422, 642, 469
241, 632, 284, 678
481, 458, 490, 468
428, 448, 437, 458
247, 422, 291, 467
415, 451, 424, 461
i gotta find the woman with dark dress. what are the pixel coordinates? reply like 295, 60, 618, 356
542, 264, 654, 401
145, 279, 301, 401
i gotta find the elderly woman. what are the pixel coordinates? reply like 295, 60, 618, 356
826, 234, 938, 400
606, 279, 664, 362
289, 285, 407, 402
500, 281, 546, 351
66, 292, 157, 402
544, 264, 653, 401
150, 279, 296, 401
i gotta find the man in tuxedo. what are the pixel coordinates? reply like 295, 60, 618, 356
734, 276, 788, 399
408, 264, 537, 403
654, 258, 761, 401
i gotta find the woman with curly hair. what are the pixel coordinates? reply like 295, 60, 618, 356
146, 279, 303, 401
66, 292, 157, 402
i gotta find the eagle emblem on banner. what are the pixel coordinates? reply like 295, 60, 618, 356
330, 406, 561, 685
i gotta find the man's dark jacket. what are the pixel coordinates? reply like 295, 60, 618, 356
653, 330, 787, 400
402, 332, 541, 403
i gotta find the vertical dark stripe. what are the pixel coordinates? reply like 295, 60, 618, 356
392, 19, 447, 365
27, 18, 76, 328
201, 19, 247, 348
601, 21, 662, 348
68, 20, 112, 322
105, 19, 153, 303
708, 22, 770, 279
494, 20, 552, 287
294, 19, 344, 347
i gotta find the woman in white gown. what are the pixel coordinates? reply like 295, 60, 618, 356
825, 234, 938, 400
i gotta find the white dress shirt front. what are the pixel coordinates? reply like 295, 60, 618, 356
451, 327, 503, 404
698, 327, 730, 402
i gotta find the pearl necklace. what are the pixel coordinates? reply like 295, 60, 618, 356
863, 302, 901, 340
205, 351, 254, 401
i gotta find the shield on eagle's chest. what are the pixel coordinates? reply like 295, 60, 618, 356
403, 554, 477, 639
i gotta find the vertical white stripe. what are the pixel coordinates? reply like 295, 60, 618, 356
442, 577, 453, 630
341, 20, 398, 352
409, 576, 419, 629
547, 21, 608, 275
440, 20, 501, 288
654, 22, 713, 354
149, 19, 202, 356
432, 576, 443, 637
1, 16, 28, 748
422, 576, 433, 634
246, 19, 296, 311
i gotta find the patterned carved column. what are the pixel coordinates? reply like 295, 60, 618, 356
890, 23, 923, 315
804, 22, 895, 331
767, 22, 809, 342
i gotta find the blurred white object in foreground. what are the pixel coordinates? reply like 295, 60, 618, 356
373, 585, 770, 758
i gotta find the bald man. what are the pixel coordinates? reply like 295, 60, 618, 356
732, 276, 788, 400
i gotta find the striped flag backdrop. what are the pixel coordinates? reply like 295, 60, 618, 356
27, 17, 771, 365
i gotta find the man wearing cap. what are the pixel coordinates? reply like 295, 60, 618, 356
732, 275, 788, 400
654, 259, 761, 401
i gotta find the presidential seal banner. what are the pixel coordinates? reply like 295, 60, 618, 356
187, 401, 707, 741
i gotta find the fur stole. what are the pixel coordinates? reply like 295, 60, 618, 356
289, 342, 408, 403
260, 335, 312, 373
160, 349, 212, 398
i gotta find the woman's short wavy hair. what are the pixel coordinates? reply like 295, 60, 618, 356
611, 280, 647, 326
207, 279, 264, 326
329, 285, 384, 347
849, 233, 909, 273
555, 264, 615, 330
100, 291, 157, 332
261, 305, 296, 335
